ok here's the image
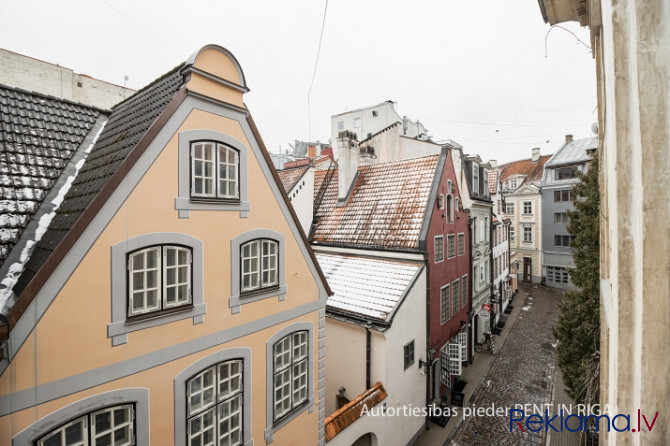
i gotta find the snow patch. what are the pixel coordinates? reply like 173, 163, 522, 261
522, 305, 531, 311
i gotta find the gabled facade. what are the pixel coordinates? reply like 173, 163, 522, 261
0, 45, 330, 446
461, 154, 494, 345
498, 148, 552, 284
541, 135, 596, 288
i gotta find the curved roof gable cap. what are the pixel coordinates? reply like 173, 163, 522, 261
184, 44, 249, 92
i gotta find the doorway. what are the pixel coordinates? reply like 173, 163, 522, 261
523, 257, 532, 282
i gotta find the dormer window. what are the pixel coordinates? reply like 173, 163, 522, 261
510, 179, 517, 189
191, 142, 239, 200
472, 164, 479, 194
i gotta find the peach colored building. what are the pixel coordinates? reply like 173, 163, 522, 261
0, 45, 330, 446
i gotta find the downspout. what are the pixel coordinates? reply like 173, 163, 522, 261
366, 328, 371, 390
423, 252, 431, 432
467, 216, 474, 364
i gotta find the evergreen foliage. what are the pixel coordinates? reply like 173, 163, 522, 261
553, 154, 600, 405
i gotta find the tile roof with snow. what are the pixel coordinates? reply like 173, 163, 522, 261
11, 64, 185, 300
316, 252, 422, 324
545, 136, 597, 167
0, 85, 102, 268
497, 154, 553, 187
276, 166, 309, 192
312, 155, 439, 250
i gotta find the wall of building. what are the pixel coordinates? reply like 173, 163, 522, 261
0, 54, 327, 444
0, 48, 134, 109
596, 1, 670, 444
506, 192, 542, 283
287, 169, 314, 234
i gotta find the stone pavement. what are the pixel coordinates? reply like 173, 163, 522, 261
414, 283, 579, 446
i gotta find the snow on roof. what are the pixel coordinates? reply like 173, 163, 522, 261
316, 252, 422, 323
276, 166, 309, 193
545, 136, 597, 167
312, 155, 439, 250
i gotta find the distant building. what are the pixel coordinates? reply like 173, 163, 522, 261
0, 48, 135, 109
541, 135, 597, 288
497, 148, 552, 284
488, 164, 512, 324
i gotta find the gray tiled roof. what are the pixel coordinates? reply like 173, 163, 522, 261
0, 85, 102, 267
12, 64, 185, 297
545, 137, 597, 167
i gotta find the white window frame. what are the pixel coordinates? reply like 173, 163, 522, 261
440, 342, 462, 383
440, 284, 450, 324
523, 201, 532, 215
187, 360, 244, 446
506, 203, 515, 215
510, 225, 515, 242
272, 331, 309, 422
523, 226, 533, 243
451, 279, 460, 315
510, 179, 517, 189
353, 117, 361, 128
472, 164, 479, 194
191, 141, 240, 200
128, 245, 193, 318
37, 405, 135, 446
403, 340, 415, 370
241, 238, 279, 293
462, 274, 468, 309
447, 234, 456, 259
457, 233, 465, 256
434, 235, 444, 263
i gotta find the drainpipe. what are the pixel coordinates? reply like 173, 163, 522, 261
423, 252, 431, 431
467, 215, 474, 364
366, 328, 371, 390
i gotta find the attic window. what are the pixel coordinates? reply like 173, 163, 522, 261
190, 141, 239, 201
509, 179, 517, 189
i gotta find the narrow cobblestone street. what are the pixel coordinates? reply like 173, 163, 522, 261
450, 283, 568, 446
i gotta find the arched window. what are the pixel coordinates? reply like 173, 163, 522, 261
191, 141, 239, 200
446, 194, 454, 223
241, 238, 279, 292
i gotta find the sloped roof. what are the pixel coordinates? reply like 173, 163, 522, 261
324, 382, 387, 441
498, 154, 552, 186
316, 252, 422, 323
488, 169, 498, 194
312, 155, 439, 250
545, 137, 597, 167
0, 85, 102, 268
11, 64, 185, 301
277, 166, 309, 192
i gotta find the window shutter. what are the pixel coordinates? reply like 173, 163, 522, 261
448, 342, 462, 376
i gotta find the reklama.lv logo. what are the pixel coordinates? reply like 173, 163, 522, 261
509, 409, 659, 433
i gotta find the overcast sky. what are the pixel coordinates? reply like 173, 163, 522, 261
0, 0, 597, 163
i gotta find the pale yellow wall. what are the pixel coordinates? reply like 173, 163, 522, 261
507, 192, 542, 278
0, 314, 321, 444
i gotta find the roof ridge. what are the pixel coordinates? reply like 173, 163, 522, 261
110, 62, 186, 111
0, 82, 109, 114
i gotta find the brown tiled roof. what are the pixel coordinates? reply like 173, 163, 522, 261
11, 64, 185, 299
0, 85, 102, 268
312, 155, 439, 250
497, 154, 552, 186
324, 382, 387, 441
277, 166, 308, 193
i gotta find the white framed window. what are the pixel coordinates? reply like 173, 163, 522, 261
447, 234, 456, 258
241, 239, 279, 293
446, 194, 454, 222
510, 226, 515, 242
554, 189, 572, 202
484, 217, 489, 241
554, 212, 568, 224
506, 203, 514, 215
523, 226, 533, 243
457, 233, 465, 255
38, 405, 135, 446
353, 117, 361, 128
451, 279, 460, 315
472, 164, 479, 194
556, 166, 578, 180
440, 284, 450, 324
273, 331, 309, 421
434, 235, 444, 263
187, 360, 244, 446
191, 142, 239, 200
128, 245, 192, 318
440, 342, 462, 384
472, 217, 478, 243
547, 266, 570, 284
483, 169, 489, 196
337, 121, 344, 131
510, 179, 517, 189
523, 201, 532, 215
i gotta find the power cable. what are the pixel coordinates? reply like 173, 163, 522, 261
308, 0, 329, 145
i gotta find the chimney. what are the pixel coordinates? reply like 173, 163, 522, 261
489, 159, 497, 168
531, 147, 541, 163
565, 134, 574, 142
308, 145, 316, 159
337, 130, 359, 205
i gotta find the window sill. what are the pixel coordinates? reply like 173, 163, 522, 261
265, 398, 314, 444
107, 303, 207, 346
174, 197, 250, 219
229, 284, 288, 314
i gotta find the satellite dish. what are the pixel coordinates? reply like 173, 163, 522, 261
591, 122, 599, 135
